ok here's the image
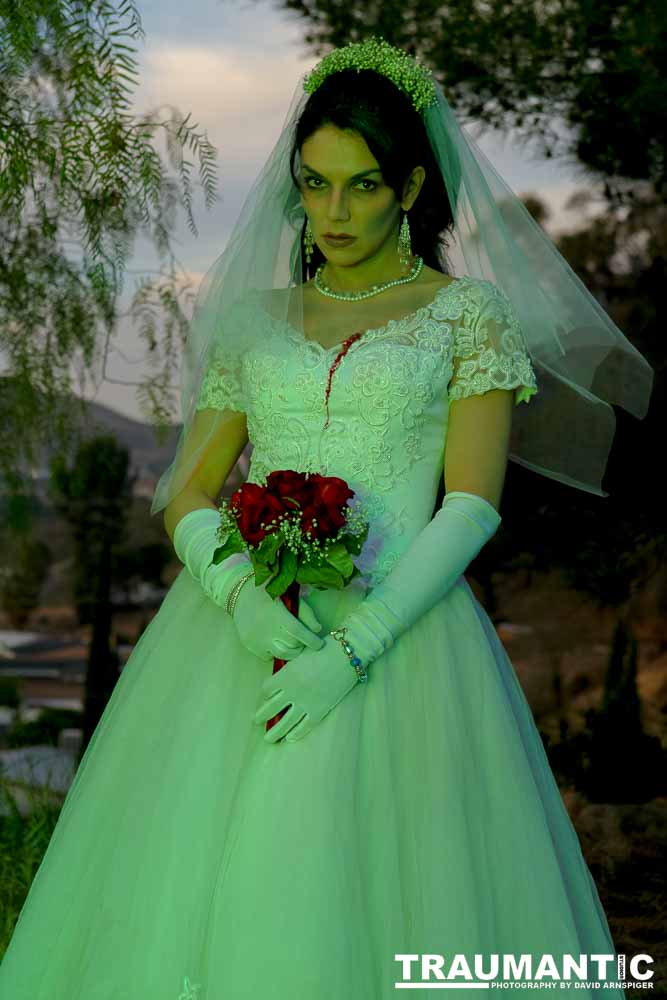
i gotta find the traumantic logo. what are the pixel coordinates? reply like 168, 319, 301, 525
393, 953, 654, 990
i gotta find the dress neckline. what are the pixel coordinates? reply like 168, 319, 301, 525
256, 276, 466, 357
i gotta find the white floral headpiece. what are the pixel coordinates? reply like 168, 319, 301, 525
303, 36, 437, 117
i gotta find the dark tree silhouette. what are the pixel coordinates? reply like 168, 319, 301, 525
50, 434, 133, 761
0, 535, 53, 628
569, 616, 666, 803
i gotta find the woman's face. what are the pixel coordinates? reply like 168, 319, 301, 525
299, 124, 422, 267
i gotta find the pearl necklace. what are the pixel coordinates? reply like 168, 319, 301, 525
314, 255, 424, 301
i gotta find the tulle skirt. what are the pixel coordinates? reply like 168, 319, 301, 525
0, 569, 625, 999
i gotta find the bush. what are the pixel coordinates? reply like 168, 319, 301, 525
7, 707, 82, 748
0, 678, 20, 710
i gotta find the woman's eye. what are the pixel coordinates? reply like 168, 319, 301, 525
304, 178, 377, 191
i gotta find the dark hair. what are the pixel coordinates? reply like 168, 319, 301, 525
289, 68, 455, 282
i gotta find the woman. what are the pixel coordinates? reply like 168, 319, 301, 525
0, 37, 652, 999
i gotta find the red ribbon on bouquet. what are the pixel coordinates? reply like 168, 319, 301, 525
266, 578, 301, 733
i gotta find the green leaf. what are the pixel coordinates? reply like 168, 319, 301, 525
341, 523, 369, 556
211, 536, 244, 565
253, 531, 281, 564
265, 546, 298, 598
252, 560, 274, 588
296, 562, 345, 590
324, 540, 354, 577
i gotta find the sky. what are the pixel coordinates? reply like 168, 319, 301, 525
91, 0, 598, 421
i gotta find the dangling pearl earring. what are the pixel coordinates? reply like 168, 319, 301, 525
398, 211, 412, 272
304, 218, 314, 265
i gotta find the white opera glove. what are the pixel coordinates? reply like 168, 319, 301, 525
335, 490, 502, 672
253, 490, 502, 743
172, 507, 325, 662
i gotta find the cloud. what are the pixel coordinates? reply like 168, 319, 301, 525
137, 30, 312, 159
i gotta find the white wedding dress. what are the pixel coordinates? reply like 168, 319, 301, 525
0, 276, 626, 999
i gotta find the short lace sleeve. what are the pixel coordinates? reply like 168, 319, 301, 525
448, 280, 539, 406
195, 340, 244, 414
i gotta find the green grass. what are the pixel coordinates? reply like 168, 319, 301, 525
0, 773, 62, 959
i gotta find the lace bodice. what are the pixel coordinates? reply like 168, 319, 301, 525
196, 275, 538, 589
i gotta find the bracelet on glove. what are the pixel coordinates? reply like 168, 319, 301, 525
329, 626, 368, 684
224, 569, 255, 616
223, 574, 367, 687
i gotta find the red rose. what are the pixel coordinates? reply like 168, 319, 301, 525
265, 470, 315, 510
301, 474, 353, 537
231, 470, 355, 546
230, 482, 288, 547
314, 475, 354, 511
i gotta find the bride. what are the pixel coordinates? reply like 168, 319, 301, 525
0, 36, 651, 1000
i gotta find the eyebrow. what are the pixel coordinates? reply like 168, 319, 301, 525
301, 164, 383, 181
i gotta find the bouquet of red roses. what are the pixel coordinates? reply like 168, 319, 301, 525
212, 470, 370, 733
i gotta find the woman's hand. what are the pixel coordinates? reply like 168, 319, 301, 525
172, 508, 325, 661
253, 633, 361, 743
232, 582, 325, 662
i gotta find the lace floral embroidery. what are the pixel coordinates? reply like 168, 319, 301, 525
195, 342, 244, 413
193, 277, 538, 586
448, 280, 538, 405
193, 296, 252, 414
